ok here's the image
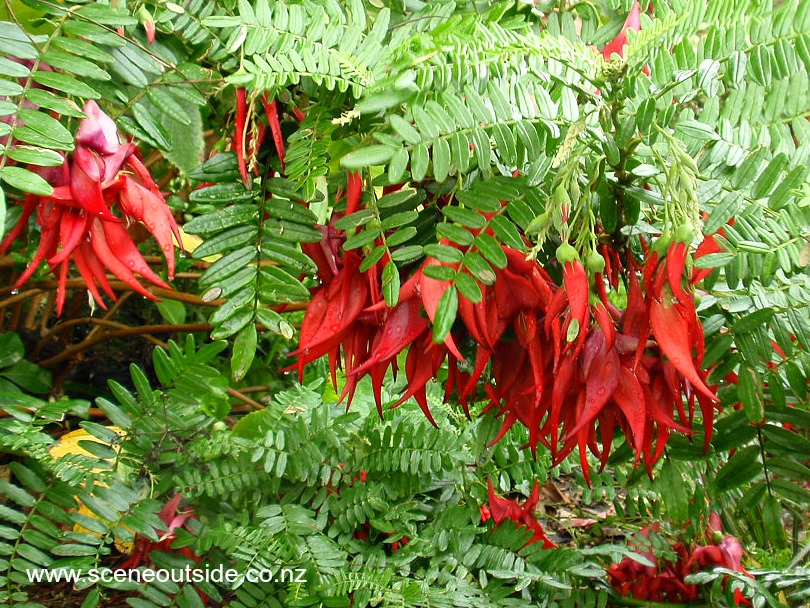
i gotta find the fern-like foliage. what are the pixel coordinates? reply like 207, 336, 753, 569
183, 153, 318, 375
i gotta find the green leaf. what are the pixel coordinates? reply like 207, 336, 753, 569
0, 481, 35, 508
381, 261, 400, 307
750, 152, 788, 199
489, 215, 524, 250
389, 245, 422, 263
40, 50, 111, 81
0, 166, 54, 196
146, 87, 191, 126
676, 119, 719, 141
713, 446, 761, 492
390, 114, 421, 145
355, 88, 413, 114
232, 323, 257, 382
432, 138, 451, 182
30, 71, 100, 99
769, 479, 810, 507
733, 308, 775, 334
262, 242, 317, 273
463, 251, 496, 284
6, 146, 65, 167
156, 300, 187, 325
81, 589, 101, 608
424, 243, 463, 264
705, 191, 743, 235
0, 57, 30, 78
191, 226, 254, 259
62, 21, 126, 47
1, 359, 51, 394
388, 147, 409, 183
0, 22, 41, 59
0, 332, 24, 368
359, 246, 386, 272
255, 308, 294, 339
454, 272, 482, 303
0, 78, 23, 96
16, 107, 74, 149
443, 206, 486, 229
211, 307, 253, 340
411, 143, 429, 181
189, 152, 240, 183
185, 205, 258, 235
157, 99, 204, 175
200, 246, 257, 285
340, 145, 395, 169
422, 264, 455, 282
132, 101, 171, 150
455, 189, 502, 213
737, 367, 764, 424
25, 89, 86, 118
432, 285, 458, 344
761, 494, 788, 548
53, 37, 115, 64
74, 4, 139, 26
658, 460, 688, 524
474, 234, 508, 269
766, 458, 810, 482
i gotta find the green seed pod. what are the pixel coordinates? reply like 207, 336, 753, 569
674, 222, 695, 244
556, 242, 578, 264
585, 250, 606, 273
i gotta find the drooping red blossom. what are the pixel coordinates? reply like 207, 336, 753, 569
290, 169, 718, 479
483, 478, 556, 549
291, 231, 718, 479
0, 101, 181, 313
609, 520, 751, 605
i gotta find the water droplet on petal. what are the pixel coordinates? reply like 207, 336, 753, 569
127, 260, 135, 268
597, 387, 606, 397
163, 245, 171, 252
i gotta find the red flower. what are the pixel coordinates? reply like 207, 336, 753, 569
0, 101, 181, 313
484, 478, 556, 549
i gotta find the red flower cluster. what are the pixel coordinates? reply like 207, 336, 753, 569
480, 478, 556, 549
291, 191, 719, 478
609, 517, 750, 604
0, 101, 181, 313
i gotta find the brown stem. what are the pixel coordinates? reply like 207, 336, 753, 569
226, 388, 264, 410
38, 323, 213, 368
39, 317, 167, 349
0, 281, 222, 308
234, 385, 273, 394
